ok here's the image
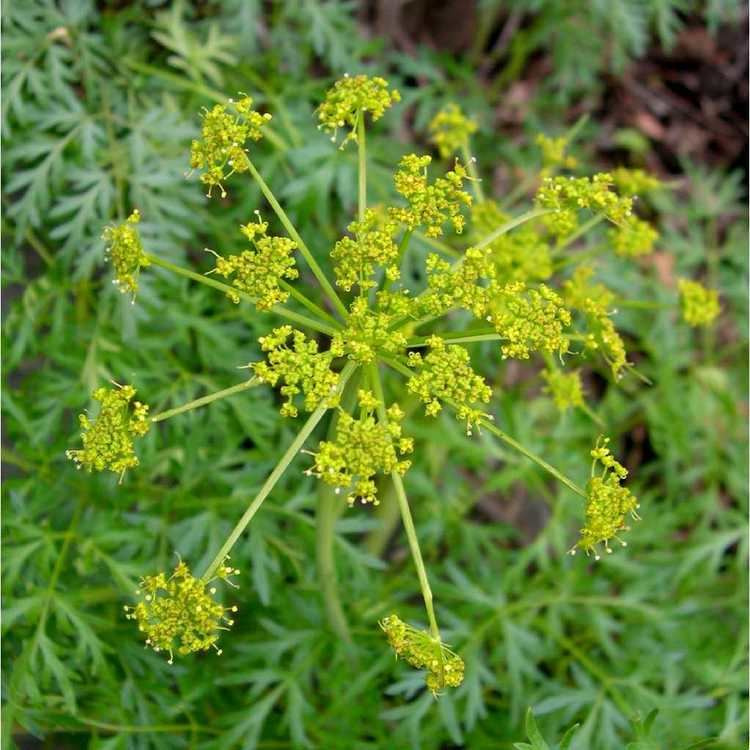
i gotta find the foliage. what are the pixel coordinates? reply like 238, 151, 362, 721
2, 2, 747, 750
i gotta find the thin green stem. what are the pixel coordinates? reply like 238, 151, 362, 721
145, 253, 338, 335
358, 113, 366, 223
553, 213, 606, 254
316, 371, 360, 644
279, 280, 340, 327
246, 158, 349, 319
368, 364, 440, 641
478, 418, 587, 498
151, 378, 261, 423
407, 328, 499, 347
200, 361, 358, 581
378, 353, 586, 499
616, 299, 674, 311
461, 142, 484, 203
413, 230, 461, 258
474, 208, 551, 250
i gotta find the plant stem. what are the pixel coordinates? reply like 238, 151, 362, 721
358, 113, 366, 223
413, 230, 461, 258
552, 213, 606, 254
461, 142, 484, 203
200, 361, 357, 581
246, 158, 349, 319
145, 253, 337, 335
368, 364, 441, 641
474, 208, 551, 250
316, 371, 360, 643
279, 280, 341, 328
407, 328, 500, 347
151, 378, 261, 423
478, 418, 587, 498
378, 353, 587, 499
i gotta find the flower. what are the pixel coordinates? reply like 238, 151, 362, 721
572, 437, 640, 559
421, 246, 493, 318
610, 167, 662, 197
389, 154, 472, 237
331, 209, 399, 292
535, 133, 577, 171
470, 200, 552, 283
66, 383, 150, 481
252, 326, 343, 418
542, 368, 584, 411
407, 336, 492, 434
317, 74, 400, 147
332, 295, 408, 364
380, 614, 464, 694
124, 559, 239, 663
678, 278, 720, 327
428, 103, 478, 159
190, 95, 272, 197
103, 210, 150, 298
486, 282, 571, 360
608, 216, 658, 258
210, 214, 298, 309
307, 391, 412, 506
536, 174, 633, 237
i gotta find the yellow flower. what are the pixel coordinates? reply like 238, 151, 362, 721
542, 368, 584, 411
124, 560, 239, 663
103, 210, 150, 298
572, 437, 640, 559
66, 383, 150, 481
307, 391, 412, 506
318, 74, 400, 147
380, 614, 464, 694
428, 103, 478, 159
678, 279, 720, 327
190, 95, 272, 197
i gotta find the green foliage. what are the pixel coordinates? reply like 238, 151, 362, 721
2, 3, 747, 750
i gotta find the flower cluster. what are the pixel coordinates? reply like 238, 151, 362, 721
252, 327, 342, 417
487, 282, 571, 360
678, 278, 720, 327
103, 210, 150, 298
331, 210, 399, 292
610, 167, 662, 197
542, 367, 584, 411
307, 391, 412, 505
608, 216, 658, 258
389, 154, 472, 237
380, 614, 464, 694
536, 174, 633, 236
407, 336, 492, 434
535, 133, 577, 171
66, 383, 150, 481
124, 560, 239, 663
422, 247, 493, 318
317, 74, 400, 147
210, 216, 298, 309
563, 267, 627, 377
572, 438, 640, 559
471, 200, 552, 283
332, 296, 408, 364
190, 95, 272, 196
428, 103, 478, 159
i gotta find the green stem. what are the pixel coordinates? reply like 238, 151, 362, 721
145, 253, 337, 335
316, 371, 360, 643
478, 418, 587, 498
616, 299, 674, 311
246, 158, 349, 319
368, 364, 440, 641
461, 142, 484, 203
413, 230, 461, 258
407, 328, 499, 347
358, 113, 367, 223
200, 361, 357, 581
553, 213, 606, 253
378, 354, 586, 499
279, 280, 341, 328
474, 208, 551, 250
151, 378, 261, 423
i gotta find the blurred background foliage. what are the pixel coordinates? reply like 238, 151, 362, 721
2, 1, 747, 748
